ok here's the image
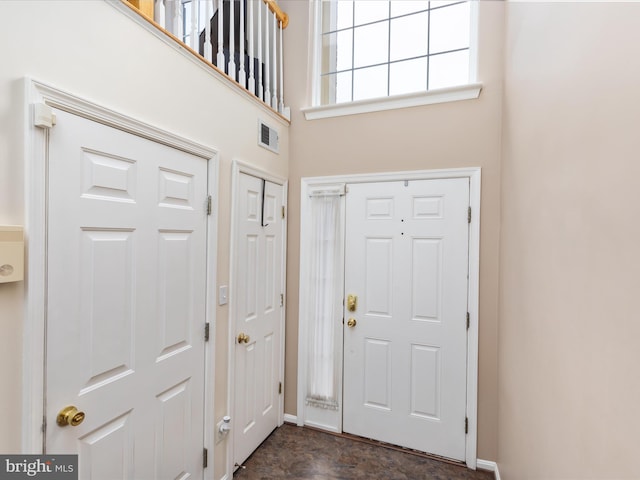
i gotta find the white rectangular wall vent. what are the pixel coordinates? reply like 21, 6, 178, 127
258, 121, 279, 154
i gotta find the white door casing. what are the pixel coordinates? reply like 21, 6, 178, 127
297, 169, 481, 468
343, 178, 469, 461
45, 108, 209, 479
231, 169, 286, 468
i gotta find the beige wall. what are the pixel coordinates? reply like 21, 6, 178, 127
499, 2, 640, 478
0, 3, 288, 479
281, 0, 504, 461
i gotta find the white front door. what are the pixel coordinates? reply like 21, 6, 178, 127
343, 178, 469, 461
45, 109, 209, 479
233, 173, 284, 467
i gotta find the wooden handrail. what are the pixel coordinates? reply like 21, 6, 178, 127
263, 0, 289, 29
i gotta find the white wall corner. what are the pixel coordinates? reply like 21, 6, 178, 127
476, 459, 501, 480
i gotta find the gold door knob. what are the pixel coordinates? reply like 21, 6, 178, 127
237, 332, 250, 344
57, 406, 85, 427
347, 318, 357, 328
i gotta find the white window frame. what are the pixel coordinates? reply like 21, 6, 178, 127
302, 0, 482, 120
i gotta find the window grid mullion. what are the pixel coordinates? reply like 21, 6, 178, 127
321, 47, 469, 78
387, 1, 391, 97
350, 1, 355, 102
426, 1, 432, 91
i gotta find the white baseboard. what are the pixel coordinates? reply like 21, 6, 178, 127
283, 413, 298, 424
477, 459, 501, 480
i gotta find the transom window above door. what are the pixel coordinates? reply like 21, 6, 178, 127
304, 0, 481, 119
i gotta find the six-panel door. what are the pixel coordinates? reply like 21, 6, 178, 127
343, 178, 469, 461
46, 109, 208, 479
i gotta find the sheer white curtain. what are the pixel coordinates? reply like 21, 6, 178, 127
306, 188, 344, 410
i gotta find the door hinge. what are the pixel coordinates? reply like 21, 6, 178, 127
465, 417, 469, 434
203, 448, 208, 468
280, 293, 284, 307
42, 416, 47, 435
279, 382, 282, 394
466, 312, 470, 330
207, 195, 212, 215
281, 205, 285, 219
204, 322, 210, 342
468, 206, 472, 224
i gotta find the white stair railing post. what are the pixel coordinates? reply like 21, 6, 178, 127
257, 0, 263, 101
229, 0, 237, 80
239, 0, 246, 87
279, 20, 284, 113
248, 0, 255, 95
190, 0, 198, 50
204, 0, 213, 62
271, 11, 278, 109
263, 1, 271, 105
217, 0, 225, 70
172, 0, 182, 40
154, 0, 166, 28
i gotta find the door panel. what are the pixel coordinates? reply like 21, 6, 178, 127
46, 109, 208, 479
343, 178, 469, 461
234, 173, 284, 466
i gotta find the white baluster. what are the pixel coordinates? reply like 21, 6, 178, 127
239, 0, 246, 87
248, 0, 255, 95
204, 0, 213, 62
154, 0, 166, 28
229, 0, 237, 81
271, 11, 277, 109
279, 19, 284, 113
172, 0, 182, 40
263, 1, 270, 105
217, 0, 225, 69
190, 0, 198, 50
257, 0, 263, 101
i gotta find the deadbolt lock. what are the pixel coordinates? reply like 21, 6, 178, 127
237, 332, 250, 344
57, 406, 85, 427
347, 294, 358, 312
347, 318, 357, 328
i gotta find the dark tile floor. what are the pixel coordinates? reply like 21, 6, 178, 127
233, 424, 494, 480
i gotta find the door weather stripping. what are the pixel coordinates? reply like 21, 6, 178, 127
260, 179, 269, 227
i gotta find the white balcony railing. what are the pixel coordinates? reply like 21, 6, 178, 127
149, 0, 289, 119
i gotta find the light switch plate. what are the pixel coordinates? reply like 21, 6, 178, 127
219, 285, 228, 305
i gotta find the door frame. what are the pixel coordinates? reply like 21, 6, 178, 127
226, 160, 288, 476
22, 79, 219, 477
297, 167, 481, 469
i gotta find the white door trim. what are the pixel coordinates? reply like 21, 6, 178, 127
22, 79, 219, 480
297, 167, 481, 469
226, 160, 288, 477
